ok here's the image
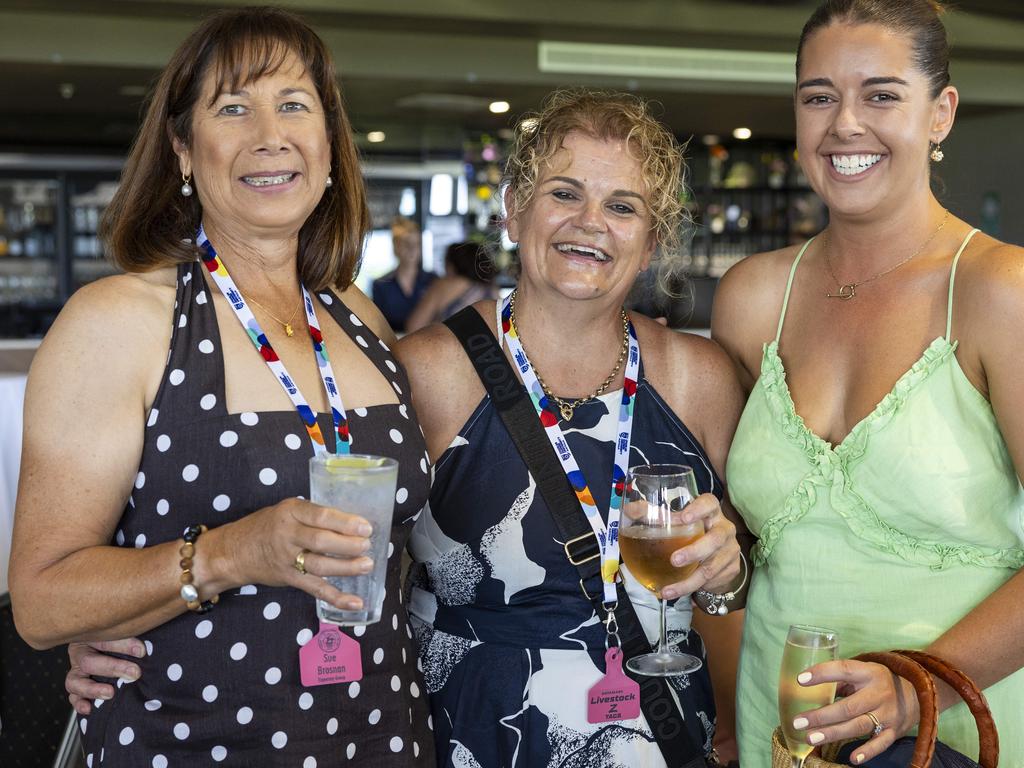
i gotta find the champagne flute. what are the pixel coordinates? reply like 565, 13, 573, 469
778, 624, 839, 767
618, 464, 704, 676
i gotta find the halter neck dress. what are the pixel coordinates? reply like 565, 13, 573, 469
77, 261, 435, 766
727, 230, 1024, 767
405, 310, 721, 767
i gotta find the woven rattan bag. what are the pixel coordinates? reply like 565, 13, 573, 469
770, 650, 998, 768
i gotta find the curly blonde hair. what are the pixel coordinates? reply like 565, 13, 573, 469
502, 89, 690, 292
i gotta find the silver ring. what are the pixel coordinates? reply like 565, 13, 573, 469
865, 711, 884, 737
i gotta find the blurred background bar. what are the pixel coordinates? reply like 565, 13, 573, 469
0, 0, 1021, 340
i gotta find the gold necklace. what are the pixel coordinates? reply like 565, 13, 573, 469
246, 294, 302, 337
509, 289, 630, 422
824, 209, 950, 300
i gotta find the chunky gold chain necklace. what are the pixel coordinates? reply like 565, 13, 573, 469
824, 209, 950, 300
246, 294, 302, 337
509, 289, 630, 422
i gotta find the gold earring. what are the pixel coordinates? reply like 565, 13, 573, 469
181, 172, 193, 197
929, 142, 944, 163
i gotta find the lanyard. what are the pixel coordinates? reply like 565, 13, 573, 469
500, 291, 640, 606
196, 226, 350, 456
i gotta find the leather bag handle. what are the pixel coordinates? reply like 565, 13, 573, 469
896, 650, 999, 768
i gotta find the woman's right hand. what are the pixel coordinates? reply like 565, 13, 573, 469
67, 638, 146, 715
206, 497, 376, 614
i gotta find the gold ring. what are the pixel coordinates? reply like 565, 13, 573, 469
293, 549, 309, 575
865, 711, 884, 737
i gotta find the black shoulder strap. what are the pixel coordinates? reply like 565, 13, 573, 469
443, 306, 708, 768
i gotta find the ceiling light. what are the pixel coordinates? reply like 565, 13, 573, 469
732, 127, 752, 140
539, 41, 795, 84
58, 83, 75, 100
701, 134, 721, 146
366, 131, 386, 143
489, 101, 510, 114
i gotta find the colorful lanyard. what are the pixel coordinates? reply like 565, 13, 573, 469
500, 291, 640, 606
197, 226, 350, 456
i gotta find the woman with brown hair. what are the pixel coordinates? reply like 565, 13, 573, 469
9, 7, 432, 765
714, 1, 1024, 764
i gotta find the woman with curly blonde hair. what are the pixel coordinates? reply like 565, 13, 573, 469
400, 88, 752, 767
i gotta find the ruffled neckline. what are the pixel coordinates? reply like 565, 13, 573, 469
748, 336, 1024, 571
759, 335, 955, 464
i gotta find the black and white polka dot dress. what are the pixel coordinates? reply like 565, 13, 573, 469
78, 261, 435, 766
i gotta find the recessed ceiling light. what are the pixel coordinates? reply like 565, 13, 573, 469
366, 131, 386, 143
489, 101, 510, 114
58, 83, 75, 99
732, 127, 752, 140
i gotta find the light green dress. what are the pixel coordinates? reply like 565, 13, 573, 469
728, 230, 1024, 768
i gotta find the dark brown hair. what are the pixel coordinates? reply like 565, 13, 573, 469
100, 6, 369, 290
797, 0, 951, 98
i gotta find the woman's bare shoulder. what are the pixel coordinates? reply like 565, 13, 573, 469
397, 301, 495, 459
28, 269, 177, 410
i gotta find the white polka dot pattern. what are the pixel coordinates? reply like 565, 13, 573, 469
99, 267, 432, 763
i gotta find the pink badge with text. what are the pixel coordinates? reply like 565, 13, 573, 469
587, 647, 641, 723
299, 622, 363, 687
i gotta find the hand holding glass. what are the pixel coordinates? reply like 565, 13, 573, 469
778, 624, 839, 767
309, 454, 398, 626
618, 464, 703, 676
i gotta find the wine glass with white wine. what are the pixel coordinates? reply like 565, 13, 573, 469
618, 464, 704, 676
778, 624, 839, 768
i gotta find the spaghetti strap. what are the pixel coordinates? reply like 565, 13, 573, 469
945, 228, 981, 341
775, 238, 816, 343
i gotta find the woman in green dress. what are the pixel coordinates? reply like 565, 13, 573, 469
714, 1, 1024, 765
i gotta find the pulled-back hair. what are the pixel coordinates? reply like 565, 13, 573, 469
502, 89, 690, 294
797, 0, 951, 98
101, 6, 369, 291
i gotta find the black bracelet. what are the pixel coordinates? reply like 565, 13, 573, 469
179, 524, 220, 614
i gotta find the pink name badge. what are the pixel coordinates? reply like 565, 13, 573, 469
587, 648, 641, 723
299, 622, 363, 687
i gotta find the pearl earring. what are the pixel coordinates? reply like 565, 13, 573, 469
326, 176, 333, 188
180, 173, 193, 197
929, 142, 944, 163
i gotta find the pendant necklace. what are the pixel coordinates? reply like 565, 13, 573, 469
824, 209, 950, 300
508, 289, 629, 422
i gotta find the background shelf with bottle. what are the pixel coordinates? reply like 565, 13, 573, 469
0, 157, 122, 338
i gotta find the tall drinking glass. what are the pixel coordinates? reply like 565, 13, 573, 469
309, 454, 398, 626
778, 624, 839, 767
618, 464, 703, 676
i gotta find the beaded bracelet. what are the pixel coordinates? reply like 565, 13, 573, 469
179, 524, 219, 614
694, 550, 749, 616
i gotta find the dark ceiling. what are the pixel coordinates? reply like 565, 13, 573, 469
0, 0, 1022, 157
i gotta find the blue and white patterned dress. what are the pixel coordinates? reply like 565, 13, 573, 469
407, 354, 722, 768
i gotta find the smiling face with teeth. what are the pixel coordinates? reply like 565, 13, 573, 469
506, 131, 656, 304
795, 22, 956, 220
173, 49, 332, 243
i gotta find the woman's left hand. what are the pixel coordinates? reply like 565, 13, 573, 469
789, 659, 921, 764
659, 493, 741, 600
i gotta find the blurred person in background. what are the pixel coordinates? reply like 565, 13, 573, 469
10, 7, 433, 765
404, 240, 498, 333
714, 1, 1024, 764
371, 216, 436, 333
